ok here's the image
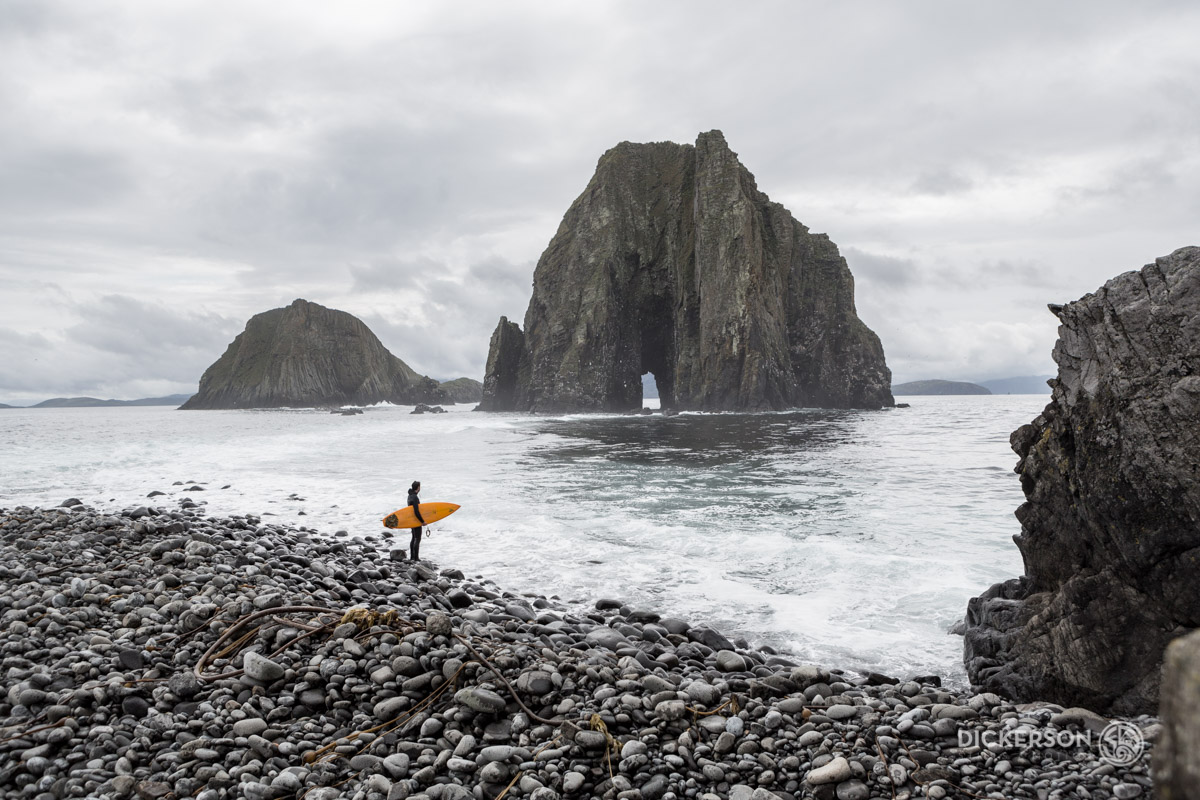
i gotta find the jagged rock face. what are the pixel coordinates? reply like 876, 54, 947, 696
477, 131, 892, 413
964, 246, 1200, 715
181, 299, 445, 409
479, 317, 528, 411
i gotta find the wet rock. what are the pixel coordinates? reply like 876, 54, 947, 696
715, 650, 747, 672
690, 626, 735, 652
585, 627, 629, 651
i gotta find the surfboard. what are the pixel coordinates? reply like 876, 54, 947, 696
383, 502, 461, 529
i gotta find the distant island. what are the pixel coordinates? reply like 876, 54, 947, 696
892, 379, 991, 395
0, 394, 194, 409
892, 375, 1054, 396
33, 394, 195, 408
2, 383, 482, 410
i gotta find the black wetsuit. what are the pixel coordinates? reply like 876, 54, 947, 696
407, 488, 425, 560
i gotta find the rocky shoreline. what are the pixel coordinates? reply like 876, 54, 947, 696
0, 501, 1159, 800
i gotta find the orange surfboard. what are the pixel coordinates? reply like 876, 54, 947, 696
383, 502, 461, 529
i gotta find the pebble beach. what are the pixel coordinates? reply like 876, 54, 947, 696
0, 500, 1160, 800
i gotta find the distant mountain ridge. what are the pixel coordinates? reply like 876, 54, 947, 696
893, 379, 991, 396
33, 394, 194, 408
0, 394, 193, 408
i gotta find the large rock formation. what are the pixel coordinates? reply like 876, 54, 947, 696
477, 131, 892, 413
181, 299, 445, 409
963, 246, 1200, 715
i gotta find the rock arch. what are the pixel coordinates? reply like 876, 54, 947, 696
479, 131, 892, 413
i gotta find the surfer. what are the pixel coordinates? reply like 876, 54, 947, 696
407, 480, 425, 561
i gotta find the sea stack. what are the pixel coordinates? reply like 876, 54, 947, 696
181, 299, 446, 409
477, 131, 893, 413
963, 246, 1200, 715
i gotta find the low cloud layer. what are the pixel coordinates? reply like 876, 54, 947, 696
1, 1, 1198, 402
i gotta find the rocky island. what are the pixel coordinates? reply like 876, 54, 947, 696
438, 378, 484, 405
891, 380, 991, 396
478, 131, 892, 413
181, 300, 449, 410
963, 246, 1200, 716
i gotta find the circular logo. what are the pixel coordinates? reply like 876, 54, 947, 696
1099, 721, 1145, 767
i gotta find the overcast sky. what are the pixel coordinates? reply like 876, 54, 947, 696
1, 1, 1197, 403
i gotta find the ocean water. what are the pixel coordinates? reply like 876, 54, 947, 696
0, 395, 1048, 685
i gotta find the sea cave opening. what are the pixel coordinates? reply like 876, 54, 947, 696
641, 372, 659, 409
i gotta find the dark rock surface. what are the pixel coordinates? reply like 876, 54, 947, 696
964, 246, 1200, 715
478, 131, 892, 413
411, 404, 446, 415
1155, 630, 1200, 799
181, 299, 445, 409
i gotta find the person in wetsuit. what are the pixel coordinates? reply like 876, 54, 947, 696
407, 480, 425, 561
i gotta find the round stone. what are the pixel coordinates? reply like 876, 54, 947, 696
426, 612, 453, 637
454, 687, 507, 714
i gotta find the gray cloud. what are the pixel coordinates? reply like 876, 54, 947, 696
66, 294, 237, 356
0, 146, 133, 215
846, 248, 1060, 294
0, 0, 53, 38
842, 249, 921, 289
0, 295, 240, 403
357, 255, 534, 380
349, 256, 444, 293
1, 1, 1198, 398
910, 169, 974, 197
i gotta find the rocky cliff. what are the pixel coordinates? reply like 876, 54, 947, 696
963, 246, 1200, 715
477, 131, 892, 413
181, 299, 445, 409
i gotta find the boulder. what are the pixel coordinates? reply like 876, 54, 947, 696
477, 131, 892, 413
963, 247, 1200, 714
411, 404, 446, 415
242, 651, 285, 683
